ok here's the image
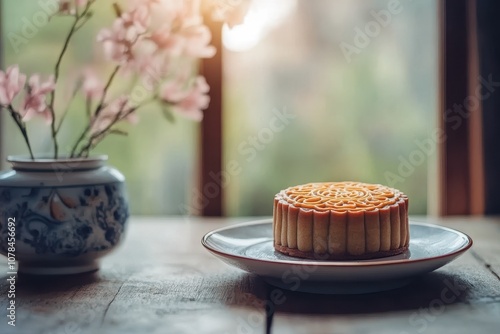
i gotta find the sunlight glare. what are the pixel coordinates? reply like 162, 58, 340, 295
223, 0, 297, 52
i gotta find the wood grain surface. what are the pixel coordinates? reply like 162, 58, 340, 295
0, 216, 499, 334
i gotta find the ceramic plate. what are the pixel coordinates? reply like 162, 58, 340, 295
202, 220, 473, 294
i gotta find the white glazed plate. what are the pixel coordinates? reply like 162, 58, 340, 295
202, 220, 473, 294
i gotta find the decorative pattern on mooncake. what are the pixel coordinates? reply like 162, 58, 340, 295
273, 182, 409, 260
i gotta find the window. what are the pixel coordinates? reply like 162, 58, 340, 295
1, 0, 440, 216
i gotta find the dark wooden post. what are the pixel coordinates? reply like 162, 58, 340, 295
477, 0, 500, 214
438, 0, 484, 215
439, 0, 470, 215
199, 18, 223, 216
467, 0, 485, 215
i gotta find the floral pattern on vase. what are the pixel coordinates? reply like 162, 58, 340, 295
0, 155, 129, 274
0, 183, 129, 257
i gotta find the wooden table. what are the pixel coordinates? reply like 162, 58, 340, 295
0, 216, 499, 334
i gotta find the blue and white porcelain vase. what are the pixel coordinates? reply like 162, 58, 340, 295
0, 155, 129, 275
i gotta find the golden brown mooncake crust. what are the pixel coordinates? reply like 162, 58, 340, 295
273, 182, 409, 260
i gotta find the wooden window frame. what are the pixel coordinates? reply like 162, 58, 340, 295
438, 0, 484, 215
199, 18, 224, 216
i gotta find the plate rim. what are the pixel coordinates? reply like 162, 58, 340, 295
201, 219, 473, 268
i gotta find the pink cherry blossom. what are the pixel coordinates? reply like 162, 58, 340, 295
159, 69, 191, 103
223, 0, 252, 28
160, 79, 186, 103
91, 96, 138, 135
20, 74, 56, 123
130, 54, 173, 94
97, 5, 151, 63
97, 20, 134, 63
82, 69, 104, 99
145, 1, 215, 58
223, 0, 251, 28
171, 76, 210, 121
0, 65, 27, 106
181, 1, 204, 25
151, 24, 216, 58
209, 0, 251, 28
180, 24, 217, 58
121, 5, 150, 36
149, 25, 184, 56
133, 51, 163, 76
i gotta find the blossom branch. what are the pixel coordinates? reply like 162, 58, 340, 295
74, 8, 94, 32
77, 111, 124, 157
69, 124, 90, 158
95, 65, 120, 116
77, 97, 156, 157
6, 105, 35, 160
69, 65, 120, 157
49, 0, 95, 158
55, 79, 82, 134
